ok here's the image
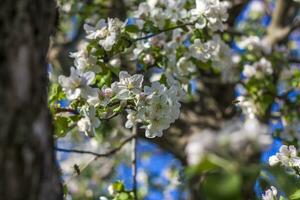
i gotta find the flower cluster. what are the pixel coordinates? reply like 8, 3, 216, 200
55, 0, 235, 139
84, 18, 125, 51
190, 0, 231, 31
186, 117, 272, 165
262, 186, 278, 200
243, 57, 273, 79
77, 106, 101, 137
58, 67, 95, 100
58, 68, 183, 137
134, 0, 188, 29
189, 35, 235, 81
131, 0, 234, 81
125, 75, 184, 138
235, 96, 257, 118
133, 0, 230, 31
269, 145, 300, 174
69, 49, 101, 73
237, 36, 271, 54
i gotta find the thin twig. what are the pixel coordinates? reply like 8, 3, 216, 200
54, 107, 123, 120
55, 107, 79, 114
55, 134, 136, 158
289, 57, 300, 64
133, 22, 195, 42
131, 125, 138, 200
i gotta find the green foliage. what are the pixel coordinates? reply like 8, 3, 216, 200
110, 181, 135, 200
125, 25, 140, 33
291, 190, 300, 200
259, 166, 300, 199
54, 116, 70, 137
48, 83, 65, 104
186, 154, 262, 200
201, 172, 242, 200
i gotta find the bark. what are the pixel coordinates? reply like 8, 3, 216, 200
0, 0, 63, 200
265, 0, 299, 45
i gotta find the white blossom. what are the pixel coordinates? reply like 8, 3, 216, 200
134, 2, 151, 19
58, 67, 95, 100
185, 117, 272, 165
238, 36, 271, 54
176, 56, 196, 77
243, 57, 273, 79
140, 83, 179, 138
262, 186, 278, 200
269, 145, 300, 169
112, 71, 144, 100
189, 39, 214, 61
109, 57, 121, 68
87, 85, 113, 107
222, 117, 271, 153
124, 76, 183, 138
190, 0, 231, 31
186, 130, 217, 165
189, 35, 235, 82
69, 49, 101, 73
125, 110, 138, 128
143, 54, 155, 65
84, 18, 124, 51
134, 0, 188, 29
77, 106, 101, 137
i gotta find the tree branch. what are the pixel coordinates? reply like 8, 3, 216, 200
227, 0, 250, 27
289, 57, 300, 64
265, 0, 299, 45
55, 134, 136, 158
133, 22, 195, 42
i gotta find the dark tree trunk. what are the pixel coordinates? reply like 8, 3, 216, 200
0, 0, 63, 200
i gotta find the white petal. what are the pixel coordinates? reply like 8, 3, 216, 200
269, 155, 279, 166
83, 71, 95, 85
119, 71, 130, 80
66, 88, 81, 100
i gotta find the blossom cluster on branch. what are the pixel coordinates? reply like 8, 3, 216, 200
51, 0, 234, 138
269, 145, 300, 176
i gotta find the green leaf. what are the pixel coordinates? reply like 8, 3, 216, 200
48, 83, 65, 104
118, 192, 129, 200
201, 172, 242, 200
125, 25, 139, 33
96, 70, 112, 88
290, 190, 300, 200
261, 166, 300, 197
63, 184, 68, 196
112, 181, 125, 193
54, 116, 69, 138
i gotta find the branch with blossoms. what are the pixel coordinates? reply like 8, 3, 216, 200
50, 0, 235, 139
133, 22, 196, 42
269, 145, 300, 177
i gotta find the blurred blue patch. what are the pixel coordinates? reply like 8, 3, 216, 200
261, 138, 282, 163
114, 139, 185, 199
58, 99, 70, 108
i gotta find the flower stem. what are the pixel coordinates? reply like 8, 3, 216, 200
132, 125, 138, 200
133, 22, 195, 42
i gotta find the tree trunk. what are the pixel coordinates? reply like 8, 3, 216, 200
0, 0, 63, 200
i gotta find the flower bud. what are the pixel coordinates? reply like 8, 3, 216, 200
109, 58, 121, 67
143, 54, 155, 65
